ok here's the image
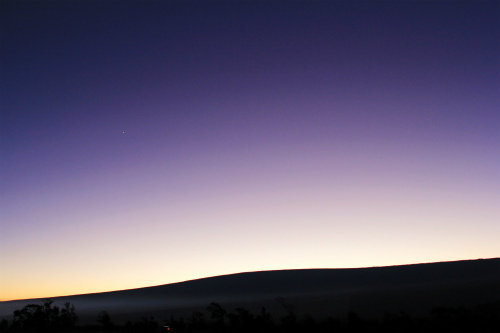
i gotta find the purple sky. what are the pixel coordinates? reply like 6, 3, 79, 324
1, 0, 499, 301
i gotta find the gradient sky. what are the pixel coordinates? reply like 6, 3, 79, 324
1, 0, 499, 301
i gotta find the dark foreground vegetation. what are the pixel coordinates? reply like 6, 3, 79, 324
1, 298, 498, 333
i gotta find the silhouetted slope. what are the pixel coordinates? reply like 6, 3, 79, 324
1, 258, 498, 324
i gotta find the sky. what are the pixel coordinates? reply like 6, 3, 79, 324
1, 0, 499, 301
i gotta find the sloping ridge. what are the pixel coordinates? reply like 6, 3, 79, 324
1, 258, 498, 324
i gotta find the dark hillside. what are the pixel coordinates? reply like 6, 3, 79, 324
1, 258, 498, 325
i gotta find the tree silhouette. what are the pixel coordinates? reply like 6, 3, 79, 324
0, 319, 9, 331
276, 296, 297, 329
60, 302, 78, 330
10, 299, 77, 332
206, 302, 226, 330
187, 311, 206, 331
97, 311, 114, 332
255, 306, 274, 330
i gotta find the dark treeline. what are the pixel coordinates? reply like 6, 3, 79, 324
1, 299, 498, 332
0, 299, 77, 333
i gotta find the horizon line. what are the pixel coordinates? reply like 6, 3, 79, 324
2, 257, 498, 302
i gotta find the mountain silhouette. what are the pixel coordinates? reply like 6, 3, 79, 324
1, 258, 498, 324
